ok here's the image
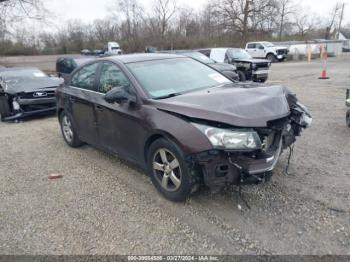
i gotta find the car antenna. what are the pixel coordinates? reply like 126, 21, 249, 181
284, 144, 295, 175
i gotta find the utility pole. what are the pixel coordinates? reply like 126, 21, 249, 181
337, 3, 345, 39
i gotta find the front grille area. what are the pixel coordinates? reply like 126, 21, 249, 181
19, 90, 56, 99
277, 49, 288, 55
21, 103, 56, 112
255, 63, 269, 70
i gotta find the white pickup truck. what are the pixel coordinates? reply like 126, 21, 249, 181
245, 41, 289, 62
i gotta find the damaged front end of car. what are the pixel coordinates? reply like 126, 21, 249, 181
187, 90, 312, 192
0, 76, 59, 121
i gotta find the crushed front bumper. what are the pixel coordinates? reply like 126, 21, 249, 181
252, 70, 268, 82
190, 132, 283, 191
3, 97, 56, 121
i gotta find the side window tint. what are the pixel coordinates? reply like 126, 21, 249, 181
99, 62, 131, 94
71, 63, 99, 91
247, 44, 255, 49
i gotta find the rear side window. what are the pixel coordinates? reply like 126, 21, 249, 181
70, 63, 99, 91
247, 43, 256, 49
98, 62, 130, 94
198, 49, 211, 57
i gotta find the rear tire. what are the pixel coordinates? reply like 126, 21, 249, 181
147, 138, 198, 201
0, 96, 11, 122
59, 111, 83, 147
237, 71, 246, 82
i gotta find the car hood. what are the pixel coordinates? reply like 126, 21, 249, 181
151, 84, 290, 127
273, 46, 289, 50
2, 77, 63, 94
235, 58, 270, 64
209, 62, 237, 71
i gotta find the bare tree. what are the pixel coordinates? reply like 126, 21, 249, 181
219, 0, 278, 44
294, 12, 318, 40
152, 0, 177, 39
277, 0, 296, 40
111, 0, 143, 51
325, 2, 343, 39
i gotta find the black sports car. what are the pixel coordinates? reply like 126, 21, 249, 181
0, 67, 63, 121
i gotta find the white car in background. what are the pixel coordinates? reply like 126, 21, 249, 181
245, 41, 289, 62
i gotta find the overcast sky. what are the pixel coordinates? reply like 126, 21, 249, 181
45, 0, 350, 25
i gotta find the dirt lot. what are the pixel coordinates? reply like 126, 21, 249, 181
0, 54, 349, 255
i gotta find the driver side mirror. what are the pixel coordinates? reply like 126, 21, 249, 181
104, 86, 136, 105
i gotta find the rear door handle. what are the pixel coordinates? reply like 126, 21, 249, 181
96, 105, 104, 112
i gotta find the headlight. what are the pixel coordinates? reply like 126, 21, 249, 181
251, 63, 257, 70
193, 123, 261, 150
12, 100, 20, 110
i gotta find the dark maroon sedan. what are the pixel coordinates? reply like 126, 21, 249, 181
56, 54, 311, 201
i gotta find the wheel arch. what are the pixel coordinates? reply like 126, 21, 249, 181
144, 131, 184, 164
266, 52, 276, 58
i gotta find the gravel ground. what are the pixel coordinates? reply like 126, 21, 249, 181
0, 54, 349, 255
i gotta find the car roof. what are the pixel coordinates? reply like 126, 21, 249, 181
0, 66, 40, 72
107, 53, 184, 64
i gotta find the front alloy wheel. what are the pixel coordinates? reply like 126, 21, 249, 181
148, 138, 198, 201
153, 148, 182, 192
346, 110, 350, 127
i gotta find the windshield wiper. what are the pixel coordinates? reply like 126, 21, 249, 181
155, 92, 183, 100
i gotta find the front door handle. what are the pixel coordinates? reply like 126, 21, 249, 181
96, 105, 104, 112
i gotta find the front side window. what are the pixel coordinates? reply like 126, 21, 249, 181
98, 62, 131, 94
70, 62, 99, 91
127, 58, 231, 99
256, 44, 264, 49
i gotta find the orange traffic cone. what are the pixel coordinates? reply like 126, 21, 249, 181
319, 69, 329, 79
319, 46, 329, 79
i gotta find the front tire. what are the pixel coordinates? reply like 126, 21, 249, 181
346, 109, 350, 127
0, 96, 11, 122
267, 54, 276, 62
147, 138, 198, 201
59, 111, 83, 147
237, 71, 246, 82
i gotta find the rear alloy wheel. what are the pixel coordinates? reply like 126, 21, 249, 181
346, 110, 350, 127
59, 112, 83, 147
148, 138, 197, 201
